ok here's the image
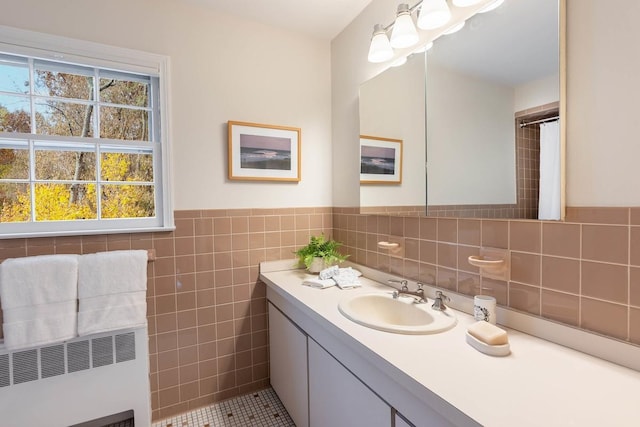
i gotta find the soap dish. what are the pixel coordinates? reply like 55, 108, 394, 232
465, 331, 511, 357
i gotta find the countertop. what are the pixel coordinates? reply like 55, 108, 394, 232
260, 262, 640, 427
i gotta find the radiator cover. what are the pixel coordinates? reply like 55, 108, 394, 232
0, 327, 150, 427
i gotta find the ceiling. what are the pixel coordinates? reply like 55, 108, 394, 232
182, 0, 373, 40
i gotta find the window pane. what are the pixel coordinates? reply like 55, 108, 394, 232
100, 106, 149, 141
99, 78, 149, 107
36, 149, 96, 181
0, 94, 31, 133
0, 147, 29, 179
34, 69, 94, 100
101, 184, 154, 218
34, 183, 96, 220
0, 183, 30, 222
35, 100, 94, 137
101, 151, 153, 182
0, 59, 29, 94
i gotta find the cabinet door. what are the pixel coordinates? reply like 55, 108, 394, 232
308, 339, 390, 427
268, 302, 309, 427
395, 413, 414, 427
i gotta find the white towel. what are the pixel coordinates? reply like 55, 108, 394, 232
302, 278, 337, 289
77, 250, 148, 336
332, 268, 362, 289
0, 254, 79, 350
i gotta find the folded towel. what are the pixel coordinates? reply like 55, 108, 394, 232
319, 265, 339, 280
78, 250, 148, 298
77, 250, 148, 336
78, 292, 147, 336
0, 254, 79, 349
332, 268, 362, 289
302, 278, 336, 289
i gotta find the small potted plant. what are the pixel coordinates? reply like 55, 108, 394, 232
295, 234, 349, 273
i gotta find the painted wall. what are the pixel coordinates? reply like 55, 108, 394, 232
333, 0, 640, 209
0, 0, 332, 211
514, 74, 560, 113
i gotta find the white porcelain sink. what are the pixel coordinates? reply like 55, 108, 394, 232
338, 292, 457, 335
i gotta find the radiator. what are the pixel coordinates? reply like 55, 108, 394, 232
0, 327, 150, 427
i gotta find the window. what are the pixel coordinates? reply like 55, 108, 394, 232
0, 26, 173, 237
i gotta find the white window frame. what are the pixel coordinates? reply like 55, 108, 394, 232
0, 25, 174, 238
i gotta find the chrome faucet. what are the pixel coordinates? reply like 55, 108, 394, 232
432, 290, 450, 311
388, 279, 427, 303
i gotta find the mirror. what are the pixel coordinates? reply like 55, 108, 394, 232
359, 0, 561, 219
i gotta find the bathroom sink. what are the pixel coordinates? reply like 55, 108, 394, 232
338, 292, 457, 335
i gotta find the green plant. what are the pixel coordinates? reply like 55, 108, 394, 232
294, 234, 349, 269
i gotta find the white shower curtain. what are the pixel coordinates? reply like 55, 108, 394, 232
538, 120, 560, 220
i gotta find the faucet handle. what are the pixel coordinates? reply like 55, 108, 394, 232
417, 283, 424, 290
436, 290, 450, 301
388, 279, 409, 291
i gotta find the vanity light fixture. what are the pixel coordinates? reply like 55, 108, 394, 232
478, 0, 505, 13
390, 4, 420, 48
417, 0, 452, 29
390, 56, 408, 67
452, 0, 484, 6
368, 24, 394, 63
413, 41, 434, 54
367, 0, 502, 63
443, 21, 465, 34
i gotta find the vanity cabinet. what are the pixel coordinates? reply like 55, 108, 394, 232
308, 339, 390, 427
268, 303, 309, 427
395, 413, 415, 427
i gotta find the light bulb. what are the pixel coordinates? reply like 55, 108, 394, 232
478, 0, 505, 13
417, 0, 452, 30
367, 24, 394, 63
452, 0, 484, 6
390, 4, 419, 49
443, 21, 465, 35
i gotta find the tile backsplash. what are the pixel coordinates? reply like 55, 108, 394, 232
1, 205, 639, 421
334, 207, 640, 346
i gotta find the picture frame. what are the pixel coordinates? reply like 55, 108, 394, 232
360, 135, 403, 184
228, 121, 301, 182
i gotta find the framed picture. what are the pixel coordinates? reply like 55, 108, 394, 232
360, 135, 403, 184
228, 121, 301, 182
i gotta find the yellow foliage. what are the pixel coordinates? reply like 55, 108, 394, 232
1, 153, 154, 222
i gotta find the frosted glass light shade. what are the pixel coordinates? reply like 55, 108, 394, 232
417, 0, 452, 30
368, 24, 394, 63
413, 41, 434, 54
479, 0, 505, 13
452, 0, 484, 6
390, 4, 419, 48
443, 21, 465, 35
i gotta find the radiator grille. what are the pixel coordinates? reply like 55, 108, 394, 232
13, 349, 38, 384
41, 344, 65, 379
115, 332, 135, 363
92, 336, 113, 368
67, 340, 90, 373
0, 354, 9, 387
1, 330, 138, 387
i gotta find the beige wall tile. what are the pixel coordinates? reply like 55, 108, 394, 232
582, 225, 628, 264
542, 223, 580, 258
420, 217, 437, 240
581, 298, 628, 341
630, 308, 640, 345
541, 256, 580, 294
438, 219, 457, 243
581, 261, 628, 304
480, 278, 508, 306
541, 290, 579, 326
458, 220, 481, 246
482, 220, 508, 248
437, 243, 457, 269
510, 221, 541, 253
509, 282, 540, 315
631, 267, 640, 307
510, 252, 541, 286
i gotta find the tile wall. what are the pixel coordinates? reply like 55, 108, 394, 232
333, 207, 640, 346
1, 205, 639, 421
0, 207, 333, 421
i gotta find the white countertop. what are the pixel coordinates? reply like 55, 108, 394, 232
260, 262, 640, 427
